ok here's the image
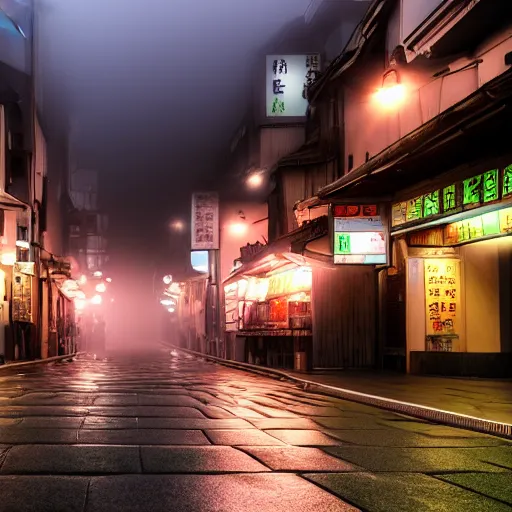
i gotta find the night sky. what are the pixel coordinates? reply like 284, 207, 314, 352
36, 0, 315, 275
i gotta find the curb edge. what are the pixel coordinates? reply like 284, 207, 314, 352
166, 344, 512, 440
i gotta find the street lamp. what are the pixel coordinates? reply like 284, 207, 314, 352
247, 172, 264, 189
170, 220, 185, 232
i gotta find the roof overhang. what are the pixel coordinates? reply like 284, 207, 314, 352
0, 190, 29, 211
296, 67, 512, 209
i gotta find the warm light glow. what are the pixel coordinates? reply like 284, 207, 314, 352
229, 222, 248, 236
163, 275, 172, 285
245, 277, 269, 301
0, 252, 16, 266
168, 307, 175, 313
91, 294, 102, 305
247, 173, 264, 189
93, 271, 103, 278
160, 299, 174, 306
15, 240, 30, 249
74, 298, 87, 311
79, 274, 87, 285
171, 220, 185, 232
374, 84, 406, 109
106, 277, 112, 283
95, 282, 107, 293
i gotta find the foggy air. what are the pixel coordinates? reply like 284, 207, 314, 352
1, 0, 511, 509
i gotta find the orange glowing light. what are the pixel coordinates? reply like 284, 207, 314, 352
95, 282, 107, 293
373, 84, 406, 109
229, 222, 248, 236
247, 173, 264, 189
91, 294, 102, 305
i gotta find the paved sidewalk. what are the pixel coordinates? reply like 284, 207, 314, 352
287, 371, 512, 425
0, 349, 511, 511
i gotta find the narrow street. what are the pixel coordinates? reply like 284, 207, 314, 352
0, 350, 510, 511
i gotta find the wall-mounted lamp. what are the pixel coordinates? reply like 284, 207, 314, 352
373, 69, 406, 109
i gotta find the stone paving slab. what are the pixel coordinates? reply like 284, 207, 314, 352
264, 429, 343, 446
324, 428, 510, 447
78, 428, 211, 445
140, 446, 270, 473
205, 429, 285, 446
324, 446, 510, 473
88, 406, 206, 418
18, 416, 84, 429
137, 394, 204, 407
82, 416, 138, 429
247, 417, 322, 430
0, 428, 78, 444
0, 445, 141, 474
437, 472, 512, 505
85, 474, 358, 512
137, 417, 255, 429
0, 475, 89, 512
313, 416, 388, 430
287, 371, 512, 425
305, 472, 511, 512
241, 446, 360, 472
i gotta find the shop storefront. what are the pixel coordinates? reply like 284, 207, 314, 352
224, 256, 313, 369
391, 161, 512, 377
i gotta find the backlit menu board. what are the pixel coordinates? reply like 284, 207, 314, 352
333, 205, 387, 265
424, 259, 460, 336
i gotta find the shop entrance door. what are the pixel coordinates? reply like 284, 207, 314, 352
384, 273, 406, 372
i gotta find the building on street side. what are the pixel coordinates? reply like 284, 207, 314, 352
294, 0, 512, 376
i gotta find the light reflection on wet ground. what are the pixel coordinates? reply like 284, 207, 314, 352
0, 347, 510, 511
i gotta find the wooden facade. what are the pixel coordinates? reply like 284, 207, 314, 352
312, 265, 376, 368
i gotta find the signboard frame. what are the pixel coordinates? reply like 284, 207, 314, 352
331, 204, 388, 265
191, 192, 219, 251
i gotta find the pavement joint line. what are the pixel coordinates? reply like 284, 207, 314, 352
166, 344, 512, 440
0, 353, 84, 371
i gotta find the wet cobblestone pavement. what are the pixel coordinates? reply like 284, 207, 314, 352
0, 348, 511, 511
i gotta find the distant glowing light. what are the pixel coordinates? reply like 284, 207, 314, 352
168, 307, 175, 313
160, 299, 174, 306
93, 271, 103, 278
247, 173, 264, 189
229, 222, 248, 236
79, 275, 87, 285
15, 240, 30, 249
163, 275, 172, 285
373, 84, 406, 109
75, 298, 86, 311
171, 220, 185, 232
0, 252, 16, 266
106, 277, 112, 283
91, 294, 102, 305
95, 282, 107, 293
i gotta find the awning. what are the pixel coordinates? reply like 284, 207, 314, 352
0, 189, 28, 211
272, 140, 334, 172
296, 67, 512, 210
223, 216, 332, 286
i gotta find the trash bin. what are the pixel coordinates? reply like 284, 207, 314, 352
295, 351, 307, 371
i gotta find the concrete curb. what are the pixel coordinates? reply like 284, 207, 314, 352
167, 344, 512, 440
0, 352, 83, 371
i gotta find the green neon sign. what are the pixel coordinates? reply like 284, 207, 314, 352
443, 184, 457, 212
503, 164, 512, 197
483, 169, 499, 203
423, 190, 440, 217
463, 175, 482, 205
